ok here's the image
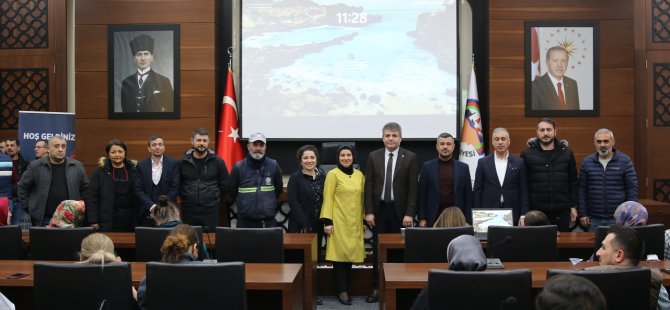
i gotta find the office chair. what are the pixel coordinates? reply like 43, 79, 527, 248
428, 269, 532, 310
0, 225, 28, 259
135, 226, 207, 261
34, 262, 136, 310
146, 261, 246, 310
216, 227, 284, 263
29, 227, 94, 260
404, 226, 475, 262
547, 268, 651, 310
487, 225, 558, 262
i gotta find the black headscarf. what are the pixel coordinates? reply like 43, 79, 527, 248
446, 235, 487, 271
336, 144, 354, 175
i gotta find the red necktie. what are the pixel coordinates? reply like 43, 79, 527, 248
557, 82, 566, 109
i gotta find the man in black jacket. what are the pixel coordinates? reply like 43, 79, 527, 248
179, 128, 228, 230
520, 118, 578, 232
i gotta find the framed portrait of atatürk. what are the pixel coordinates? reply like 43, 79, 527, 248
108, 24, 180, 119
525, 21, 599, 117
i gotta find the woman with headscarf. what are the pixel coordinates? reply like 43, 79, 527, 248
48, 200, 86, 228
614, 201, 648, 227
320, 145, 365, 305
446, 235, 488, 271
411, 235, 487, 309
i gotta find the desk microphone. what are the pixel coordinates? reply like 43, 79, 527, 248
488, 236, 512, 259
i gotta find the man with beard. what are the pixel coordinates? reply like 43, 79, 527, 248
227, 132, 283, 228
520, 118, 578, 232
179, 128, 228, 230
578, 129, 638, 231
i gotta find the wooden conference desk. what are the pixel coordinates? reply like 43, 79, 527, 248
376, 231, 596, 309
0, 260, 303, 310
383, 261, 670, 310
21, 232, 318, 310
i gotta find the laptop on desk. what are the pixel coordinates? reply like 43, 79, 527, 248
472, 209, 513, 269
472, 208, 514, 240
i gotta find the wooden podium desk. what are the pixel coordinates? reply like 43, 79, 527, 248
22, 232, 318, 310
383, 261, 670, 310
0, 260, 303, 310
377, 231, 596, 309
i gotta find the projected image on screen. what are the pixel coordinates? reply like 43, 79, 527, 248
241, 0, 459, 139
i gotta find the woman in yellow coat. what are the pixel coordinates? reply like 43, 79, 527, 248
320, 145, 365, 305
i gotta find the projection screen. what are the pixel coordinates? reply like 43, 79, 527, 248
240, 0, 459, 139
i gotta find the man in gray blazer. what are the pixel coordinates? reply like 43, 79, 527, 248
364, 122, 419, 302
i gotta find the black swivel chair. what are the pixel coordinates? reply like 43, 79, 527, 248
0, 225, 28, 259
547, 268, 651, 310
216, 227, 284, 263
320, 142, 357, 174
34, 262, 136, 310
428, 269, 532, 310
29, 227, 94, 260
135, 226, 207, 261
594, 224, 666, 260
404, 227, 475, 262
146, 261, 246, 310
487, 225, 558, 262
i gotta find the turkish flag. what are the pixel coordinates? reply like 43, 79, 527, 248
216, 68, 244, 172
531, 27, 541, 80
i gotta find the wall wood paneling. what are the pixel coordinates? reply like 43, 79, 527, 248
75, 0, 219, 171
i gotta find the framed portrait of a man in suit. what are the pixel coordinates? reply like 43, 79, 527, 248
108, 24, 180, 119
525, 21, 599, 117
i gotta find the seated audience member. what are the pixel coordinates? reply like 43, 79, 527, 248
137, 224, 200, 310
78, 233, 121, 264
589, 225, 670, 310
48, 200, 86, 228
446, 234, 487, 271
78, 233, 137, 301
614, 201, 648, 227
150, 195, 181, 228
522, 210, 550, 226
433, 206, 470, 228
535, 274, 606, 310
410, 235, 486, 309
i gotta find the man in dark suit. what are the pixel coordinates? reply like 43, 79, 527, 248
121, 34, 174, 113
473, 128, 529, 225
134, 135, 180, 226
364, 122, 419, 303
531, 46, 580, 110
418, 132, 474, 226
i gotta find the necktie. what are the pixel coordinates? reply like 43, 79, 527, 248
384, 153, 394, 203
139, 73, 146, 88
557, 82, 566, 108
